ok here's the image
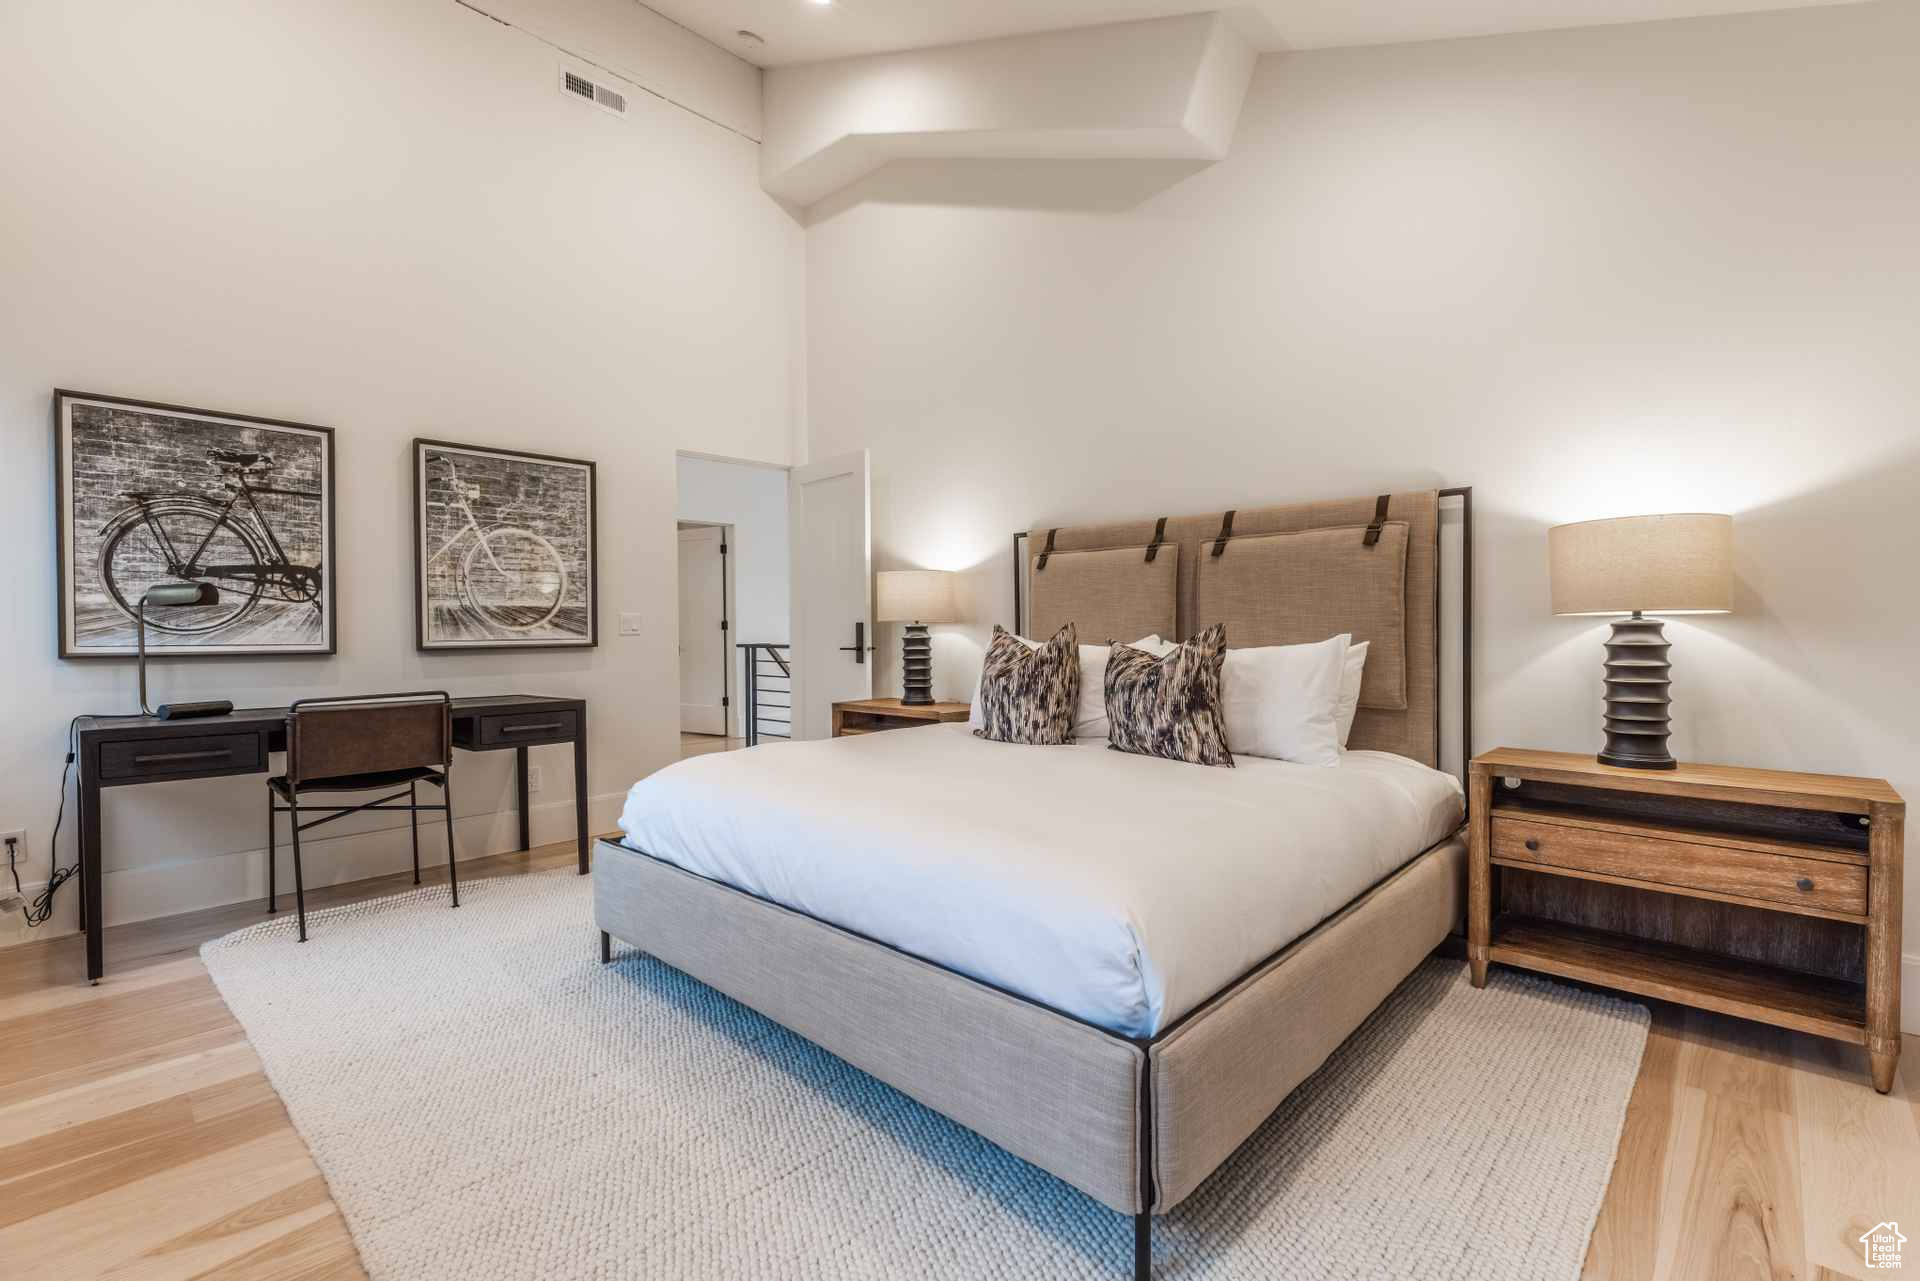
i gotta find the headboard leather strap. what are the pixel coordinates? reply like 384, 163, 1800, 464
1363, 494, 1391, 547
1211, 510, 1236, 558
1144, 516, 1169, 563
1035, 527, 1058, 572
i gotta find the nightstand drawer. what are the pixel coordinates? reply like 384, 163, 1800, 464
1490, 814, 1868, 918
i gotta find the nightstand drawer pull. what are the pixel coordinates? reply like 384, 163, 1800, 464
1797, 877, 1814, 891
1524, 838, 1540, 852
500, 721, 563, 735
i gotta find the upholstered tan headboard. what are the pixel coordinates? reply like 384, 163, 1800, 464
1015, 489, 1472, 772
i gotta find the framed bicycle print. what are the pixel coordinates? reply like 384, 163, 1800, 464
413, 439, 598, 651
54, 390, 337, 659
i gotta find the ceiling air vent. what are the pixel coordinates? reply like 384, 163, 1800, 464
558, 66, 626, 118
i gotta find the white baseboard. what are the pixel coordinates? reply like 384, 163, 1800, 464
0, 791, 628, 950
0, 882, 47, 948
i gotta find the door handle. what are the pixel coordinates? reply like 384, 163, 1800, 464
837, 621, 873, 664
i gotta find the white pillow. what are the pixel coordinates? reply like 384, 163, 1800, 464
1219, 634, 1351, 767
968, 634, 1171, 739
1334, 640, 1370, 747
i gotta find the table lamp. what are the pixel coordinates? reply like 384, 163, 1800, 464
1548, 513, 1732, 770
138, 583, 234, 720
875, 570, 960, 706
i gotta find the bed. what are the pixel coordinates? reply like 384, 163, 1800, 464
595, 487, 1474, 1279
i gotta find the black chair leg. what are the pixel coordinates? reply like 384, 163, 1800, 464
288, 792, 309, 943
442, 777, 459, 908
409, 780, 421, 886
266, 787, 277, 915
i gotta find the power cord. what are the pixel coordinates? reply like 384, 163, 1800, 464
8, 716, 96, 929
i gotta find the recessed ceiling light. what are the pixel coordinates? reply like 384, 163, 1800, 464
807, 0, 832, 6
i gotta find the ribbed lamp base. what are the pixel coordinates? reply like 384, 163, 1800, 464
900, 623, 934, 706
1596, 613, 1675, 770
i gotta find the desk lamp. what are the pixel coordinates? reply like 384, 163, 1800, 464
138, 583, 234, 720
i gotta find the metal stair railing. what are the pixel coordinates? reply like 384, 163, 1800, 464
736, 643, 791, 746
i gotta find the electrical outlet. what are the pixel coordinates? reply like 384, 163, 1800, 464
527, 766, 543, 793
619, 612, 643, 636
0, 830, 25, 871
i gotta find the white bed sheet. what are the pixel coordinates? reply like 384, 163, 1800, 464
617, 723, 1463, 1037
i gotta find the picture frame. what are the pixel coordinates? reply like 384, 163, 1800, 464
53, 389, 337, 659
413, 438, 598, 651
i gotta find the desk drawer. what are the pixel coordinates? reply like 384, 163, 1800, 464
1491, 815, 1868, 918
478, 709, 577, 747
100, 733, 264, 782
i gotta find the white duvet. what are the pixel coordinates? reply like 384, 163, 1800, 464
617, 723, 1463, 1037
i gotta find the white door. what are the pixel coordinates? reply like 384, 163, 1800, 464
678, 525, 729, 735
789, 452, 871, 740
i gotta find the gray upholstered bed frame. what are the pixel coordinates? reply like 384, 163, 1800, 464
596, 487, 1474, 1279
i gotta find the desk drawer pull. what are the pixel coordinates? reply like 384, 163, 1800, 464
501, 722, 564, 735
1524, 838, 1540, 852
1797, 877, 1815, 892
133, 748, 233, 766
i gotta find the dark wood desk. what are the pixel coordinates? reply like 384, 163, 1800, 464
74, 694, 588, 983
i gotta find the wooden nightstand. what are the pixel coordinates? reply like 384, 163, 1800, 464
1468, 748, 1905, 1092
831, 698, 971, 737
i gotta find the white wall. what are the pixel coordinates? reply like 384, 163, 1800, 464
676, 455, 791, 735
805, 2, 1920, 1020
0, 0, 803, 945
464, 0, 762, 140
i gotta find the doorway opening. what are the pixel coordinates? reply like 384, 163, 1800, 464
675, 449, 870, 745
676, 521, 735, 740
676, 454, 792, 748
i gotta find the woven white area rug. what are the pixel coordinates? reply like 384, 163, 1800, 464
202, 872, 1648, 1281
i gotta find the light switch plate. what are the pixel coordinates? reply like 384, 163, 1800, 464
618, 613, 643, 636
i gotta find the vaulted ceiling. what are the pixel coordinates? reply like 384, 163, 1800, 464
646, 0, 1870, 68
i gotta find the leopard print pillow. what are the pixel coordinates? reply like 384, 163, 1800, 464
973, 623, 1079, 745
1104, 623, 1234, 767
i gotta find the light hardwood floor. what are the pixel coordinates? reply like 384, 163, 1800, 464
677, 732, 744, 759
2, 830, 1914, 1279
0, 842, 584, 1281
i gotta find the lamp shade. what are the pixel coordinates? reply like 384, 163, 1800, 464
1548, 513, 1733, 616
875, 570, 959, 623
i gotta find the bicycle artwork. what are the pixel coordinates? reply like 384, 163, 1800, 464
55, 391, 336, 658
413, 439, 597, 651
